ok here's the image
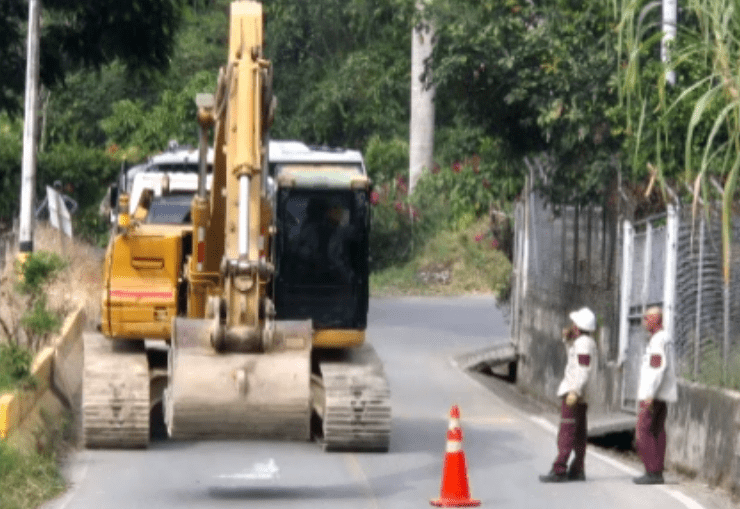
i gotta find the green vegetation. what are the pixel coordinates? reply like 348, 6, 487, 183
0, 428, 66, 509
683, 341, 740, 391
15, 251, 67, 297
0, 342, 35, 393
15, 251, 68, 348
371, 216, 512, 299
0, 250, 74, 509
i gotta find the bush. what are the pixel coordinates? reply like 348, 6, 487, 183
14, 251, 67, 347
414, 217, 513, 298
15, 251, 67, 297
20, 297, 62, 338
0, 342, 35, 393
369, 176, 414, 270
364, 135, 409, 184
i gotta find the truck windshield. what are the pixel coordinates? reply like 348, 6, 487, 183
145, 194, 193, 224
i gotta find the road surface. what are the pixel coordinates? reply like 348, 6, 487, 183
44, 297, 731, 509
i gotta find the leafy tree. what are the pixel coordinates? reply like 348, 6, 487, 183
264, 0, 415, 148
425, 0, 621, 205
0, 0, 186, 115
101, 71, 216, 153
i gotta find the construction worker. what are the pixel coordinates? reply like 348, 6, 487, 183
539, 307, 597, 483
633, 306, 677, 485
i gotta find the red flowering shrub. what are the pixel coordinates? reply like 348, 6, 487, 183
369, 175, 417, 270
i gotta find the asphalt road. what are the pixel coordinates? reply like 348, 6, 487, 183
43, 296, 731, 509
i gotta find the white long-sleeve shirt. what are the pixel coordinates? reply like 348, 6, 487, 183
557, 334, 597, 402
637, 329, 678, 402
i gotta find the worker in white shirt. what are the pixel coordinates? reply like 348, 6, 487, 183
540, 307, 598, 483
633, 306, 678, 485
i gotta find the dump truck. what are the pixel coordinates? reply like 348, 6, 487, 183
82, 0, 390, 452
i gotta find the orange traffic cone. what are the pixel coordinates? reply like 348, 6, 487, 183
430, 405, 480, 507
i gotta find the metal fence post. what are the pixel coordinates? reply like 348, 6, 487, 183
586, 206, 592, 288
573, 205, 580, 285
694, 216, 705, 378
618, 219, 634, 366
663, 205, 678, 355
641, 221, 653, 316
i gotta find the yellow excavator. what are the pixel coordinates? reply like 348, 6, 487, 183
82, 0, 390, 452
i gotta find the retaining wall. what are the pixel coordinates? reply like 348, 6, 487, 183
0, 306, 85, 451
667, 381, 740, 494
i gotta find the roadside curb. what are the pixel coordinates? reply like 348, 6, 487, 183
0, 305, 86, 451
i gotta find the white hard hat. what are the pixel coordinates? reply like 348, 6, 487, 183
569, 307, 596, 332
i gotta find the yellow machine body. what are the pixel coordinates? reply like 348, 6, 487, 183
101, 227, 185, 340
83, 1, 389, 451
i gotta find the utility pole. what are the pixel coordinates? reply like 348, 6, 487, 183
409, 1, 435, 194
662, 0, 676, 85
18, 0, 41, 259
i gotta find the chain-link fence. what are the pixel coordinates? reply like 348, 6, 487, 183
524, 198, 616, 296
527, 191, 619, 305
511, 188, 620, 358
674, 206, 740, 389
512, 186, 740, 402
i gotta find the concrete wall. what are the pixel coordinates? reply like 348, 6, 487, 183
0, 306, 86, 451
514, 291, 624, 415
667, 381, 740, 493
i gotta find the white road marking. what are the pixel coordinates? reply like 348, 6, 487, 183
464, 415, 516, 425
345, 454, 380, 509
216, 458, 280, 480
528, 415, 706, 509
49, 451, 90, 509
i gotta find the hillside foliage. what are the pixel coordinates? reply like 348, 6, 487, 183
0, 0, 736, 269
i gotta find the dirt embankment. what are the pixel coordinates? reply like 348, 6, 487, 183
0, 224, 104, 350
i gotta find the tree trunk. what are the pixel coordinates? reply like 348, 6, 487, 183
409, 1, 435, 194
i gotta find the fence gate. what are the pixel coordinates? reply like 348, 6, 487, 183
617, 206, 678, 412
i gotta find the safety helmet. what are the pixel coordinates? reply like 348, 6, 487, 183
569, 307, 597, 332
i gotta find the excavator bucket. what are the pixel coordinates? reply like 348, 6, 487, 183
164, 318, 312, 441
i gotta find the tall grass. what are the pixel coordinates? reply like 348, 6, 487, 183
0, 441, 65, 509
618, 0, 740, 374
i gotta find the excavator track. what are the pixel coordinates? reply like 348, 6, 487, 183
313, 344, 391, 452
82, 332, 150, 448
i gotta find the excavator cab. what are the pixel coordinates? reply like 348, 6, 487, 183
273, 187, 370, 331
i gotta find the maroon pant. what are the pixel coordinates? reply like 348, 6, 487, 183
552, 399, 588, 475
636, 400, 667, 474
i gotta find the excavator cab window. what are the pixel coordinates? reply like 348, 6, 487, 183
273, 188, 369, 329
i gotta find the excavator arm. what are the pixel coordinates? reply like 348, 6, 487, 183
164, 0, 313, 441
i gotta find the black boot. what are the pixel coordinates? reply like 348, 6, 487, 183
633, 472, 664, 485
567, 470, 586, 481
539, 470, 568, 483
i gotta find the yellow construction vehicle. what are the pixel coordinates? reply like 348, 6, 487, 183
82, 0, 390, 452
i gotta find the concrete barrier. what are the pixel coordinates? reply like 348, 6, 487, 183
0, 306, 86, 450
667, 381, 740, 494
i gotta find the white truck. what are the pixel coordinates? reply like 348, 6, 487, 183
107, 140, 366, 225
